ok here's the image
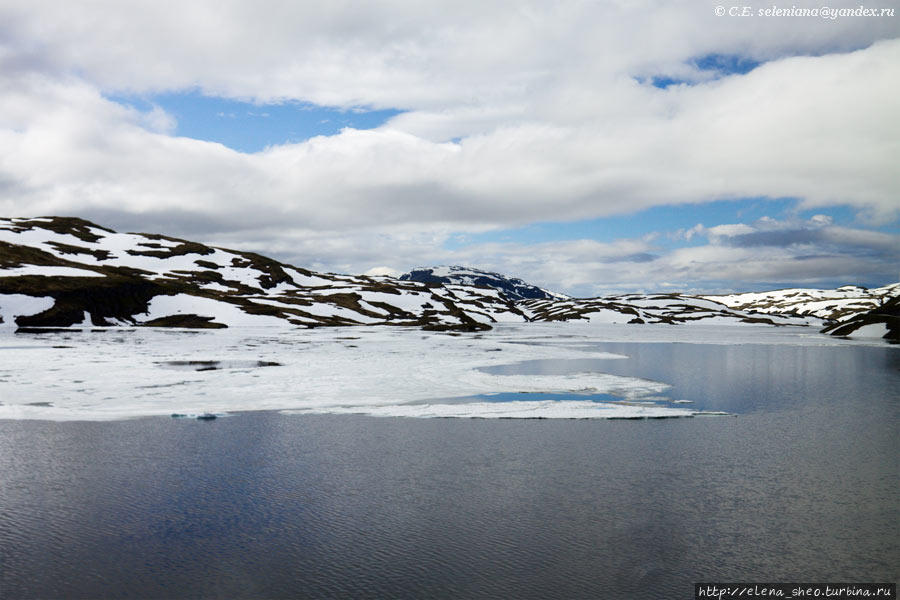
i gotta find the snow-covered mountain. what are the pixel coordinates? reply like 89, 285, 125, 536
1, 217, 896, 340
400, 266, 567, 301
0, 217, 526, 331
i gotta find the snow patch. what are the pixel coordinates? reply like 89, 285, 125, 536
0, 266, 105, 278
0, 294, 55, 327
359, 291, 430, 312
142, 294, 288, 327
846, 323, 889, 338
284, 268, 333, 287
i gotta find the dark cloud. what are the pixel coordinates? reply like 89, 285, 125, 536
714, 223, 899, 262
793, 254, 839, 261
617, 253, 658, 263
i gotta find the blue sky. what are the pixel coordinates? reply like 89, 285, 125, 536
113, 92, 403, 153
2, 2, 898, 295
648, 53, 761, 88
445, 199, 841, 248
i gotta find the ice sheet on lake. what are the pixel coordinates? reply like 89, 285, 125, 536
0, 322, 887, 421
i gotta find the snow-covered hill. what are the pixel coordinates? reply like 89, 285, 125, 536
703, 284, 900, 322
820, 296, 900, 340
0, 217, 526, 330
1, 217, 896, 339
400, 266, 567, 301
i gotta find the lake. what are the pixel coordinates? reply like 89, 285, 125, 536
0, 331, 898, 598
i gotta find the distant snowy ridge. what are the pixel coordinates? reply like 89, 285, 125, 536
400, 266, 568, 301
1, 217, 897, 340
519, 288, 898, 338
518, 293, 829, 327
702, 284, 900, 322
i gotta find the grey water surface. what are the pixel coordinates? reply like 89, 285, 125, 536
1, 341, 897, 599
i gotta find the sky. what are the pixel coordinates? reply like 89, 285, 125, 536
0, 1, 898, 297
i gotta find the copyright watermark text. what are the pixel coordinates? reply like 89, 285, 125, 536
714, 5, 895, 18
696, 583, 896, 599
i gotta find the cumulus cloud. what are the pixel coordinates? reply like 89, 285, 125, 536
625, 216, 900, 294
0, 0, 898, 292
2, 1, 895, 105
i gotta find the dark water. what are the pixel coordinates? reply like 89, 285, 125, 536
1, 342, 898, 599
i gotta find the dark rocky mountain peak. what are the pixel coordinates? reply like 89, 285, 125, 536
399, 266, 567, 302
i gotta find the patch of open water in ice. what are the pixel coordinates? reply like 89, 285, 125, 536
449, 391, 623, 404
157, 360, 283, 371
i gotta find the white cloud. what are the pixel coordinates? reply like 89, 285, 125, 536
706, 223, 756, 240
0, 0, 898, 292
4, 41, 898, 227
808, 214, 833, 228
3, 1, 895, 105
141, 105, 177, 134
